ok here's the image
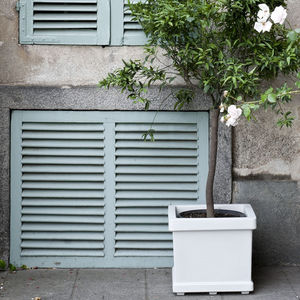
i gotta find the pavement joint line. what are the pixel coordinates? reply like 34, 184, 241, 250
144, 269, 148, 300
69, 269, 79, 300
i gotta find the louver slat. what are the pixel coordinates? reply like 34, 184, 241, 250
21, 122, 105, 257
114, 122, 200, 257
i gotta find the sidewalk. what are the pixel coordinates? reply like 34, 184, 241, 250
0, 266, 299, 300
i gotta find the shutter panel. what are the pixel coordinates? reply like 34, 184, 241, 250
110, 0, 147, 45
20, 121, 105, 257
19, 0, 110, 45
114, 122, 199, 257
11, 111, 208, 268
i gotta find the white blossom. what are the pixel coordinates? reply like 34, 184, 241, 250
223, 90, 228, 97
254, 21, 272, 33
228, 105, 242, 119
225, 116, 239, 127
219, 103, 225, 112
271, 6, 287, 25
257, 9, 270, 22
258, 4, 270, 14
220, 116, 225, 123
257, 4, 270, 22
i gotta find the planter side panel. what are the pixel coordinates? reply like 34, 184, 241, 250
173, 230, 253, 283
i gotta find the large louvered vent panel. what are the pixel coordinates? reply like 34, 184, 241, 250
114, 123, 199, 257
21, 122, 105, 257
33, 0, 98, 36
123, 0, 146, 45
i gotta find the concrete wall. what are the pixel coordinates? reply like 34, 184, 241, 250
0, 0, 299, 265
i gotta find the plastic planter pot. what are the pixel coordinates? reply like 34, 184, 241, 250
168, 204, 256, 295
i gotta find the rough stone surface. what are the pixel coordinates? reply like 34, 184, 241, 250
0, 267, 299, 299
233, 180, 300, 266
0, 86, 232, 265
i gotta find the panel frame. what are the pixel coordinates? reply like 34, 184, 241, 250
18, 0, 110, 45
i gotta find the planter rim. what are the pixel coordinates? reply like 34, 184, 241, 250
168, 204, 256, 231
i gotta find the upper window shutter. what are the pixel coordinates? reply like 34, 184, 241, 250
18, 0, 110, 45
111, 0, 147, 45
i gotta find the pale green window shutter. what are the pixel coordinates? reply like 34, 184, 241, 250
18, 0, 110, 45
111, 0, 147, 45
11, 111, 208, 268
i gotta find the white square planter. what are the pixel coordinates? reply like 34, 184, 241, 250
168, 204, 256, 295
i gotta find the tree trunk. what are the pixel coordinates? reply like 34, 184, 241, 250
205, 108, 219, 218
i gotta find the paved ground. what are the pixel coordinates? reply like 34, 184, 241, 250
0, 266, 299, 300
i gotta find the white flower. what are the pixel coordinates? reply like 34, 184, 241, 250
254, 21, 272, 33
271, 6, 287, 25
257, 9, 270, 22
226, 116, 239, 127
258, 3, 270, 14
219, 103, 225, 112
223, 90, 228, 97
257, 4, 270, 22
228, 105, 242, 119
220, 116, 225, 123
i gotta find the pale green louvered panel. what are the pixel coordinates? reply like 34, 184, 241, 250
18, 120, 105, 259
114, 123, 199, 257
11, 111, 208, 268
18, 0, 110, 44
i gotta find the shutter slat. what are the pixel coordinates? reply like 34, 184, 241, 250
115, 200, 195, 207
33, 13, 98, 21
115, 224, 168, 232
22, 165, 104, 173
22, 131, 103, 139
115, 140, 197, 149
116, 182, 197, 191
116, 148, 197, 157
22, 215, 104, 223
34, 0, 97, 3
22, 232, 104, 240
116, 207, 167, 215
115, 132, 197, 140
22, 190, 105, 198
116, 191, 197, 199
116, 232, 172, 241
22, 182, 104, 190
115, 157, 197, 166
116, 123, 197, 132
22, 240, 104, 249
21, 249, 104, 257
116, 241, 172, 249
34, 22, 98, 29
22, 140, 104, 148
116, 166, 197, 174
22, 148, 104, 157
22, 199, 104, 207
22, 123, 104, 131
22, 198, 104, 207
116, 216, 167, 224
115, 250, 172, 257
116, 174, 197, 182
34, 4, 97, 11
22, 174, 104, 181
22, 207, 104, 215
22, 223, 104, 232
22, 156, 104, 165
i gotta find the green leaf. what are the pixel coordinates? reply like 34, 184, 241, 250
287, 30, 297, 42
268, 93, 277, 103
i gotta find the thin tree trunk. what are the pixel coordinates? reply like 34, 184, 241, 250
206, 108, 219, 218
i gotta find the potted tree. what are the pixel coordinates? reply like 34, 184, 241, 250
99, 0, 300, 295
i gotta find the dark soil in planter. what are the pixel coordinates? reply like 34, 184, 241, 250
179, 209, 246, 218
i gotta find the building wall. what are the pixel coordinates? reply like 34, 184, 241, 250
0, 0, 299, 265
